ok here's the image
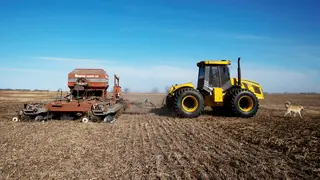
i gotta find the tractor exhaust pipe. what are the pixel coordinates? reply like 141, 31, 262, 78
237, 57, 241, 86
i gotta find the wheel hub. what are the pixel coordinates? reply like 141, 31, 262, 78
238, 96, 254, 112
182, 95, 198, 112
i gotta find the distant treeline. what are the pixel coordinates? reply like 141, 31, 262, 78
0, 88, 50, 92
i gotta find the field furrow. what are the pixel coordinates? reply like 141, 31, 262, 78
156, 117, 196, 179
147, 116, 176, 179
159, 117, 219, 179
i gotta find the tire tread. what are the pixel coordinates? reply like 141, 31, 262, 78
172, 88, 204, 118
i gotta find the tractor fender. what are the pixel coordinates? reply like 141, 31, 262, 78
168, 82, 195, 95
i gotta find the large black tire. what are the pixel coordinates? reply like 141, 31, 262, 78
172, 88, 204, 118
224, 87, 259, 118
165, 95, 174, 110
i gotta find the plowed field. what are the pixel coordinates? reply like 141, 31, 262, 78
0, 91, 319, 179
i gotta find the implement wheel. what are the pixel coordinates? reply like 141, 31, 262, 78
12, 116, 19, 122
172, 88, 204, 118
224, 87, 259, 118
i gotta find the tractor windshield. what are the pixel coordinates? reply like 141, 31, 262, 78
219, 66, 230, 86
209, 66, 220, 87
197, 65, 231, 90
208, 66, 230, 87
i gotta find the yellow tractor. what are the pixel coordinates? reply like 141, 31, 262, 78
163, 57, 264, 118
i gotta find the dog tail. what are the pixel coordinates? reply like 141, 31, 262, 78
284, 101, 291, 108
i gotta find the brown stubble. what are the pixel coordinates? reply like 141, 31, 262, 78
0, 91, 319, 179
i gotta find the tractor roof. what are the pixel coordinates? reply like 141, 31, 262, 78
197, 60, 231, 67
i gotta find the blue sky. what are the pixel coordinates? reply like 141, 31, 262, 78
0, 0, 319, 93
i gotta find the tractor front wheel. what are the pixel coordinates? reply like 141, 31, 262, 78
224, 88, 259, 118
172, 88, 204, 118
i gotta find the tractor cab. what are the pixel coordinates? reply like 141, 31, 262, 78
196, 60, 232, 93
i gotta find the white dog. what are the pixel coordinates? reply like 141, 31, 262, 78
283, 101, 304, 118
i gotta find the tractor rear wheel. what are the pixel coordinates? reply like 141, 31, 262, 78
172, 88, 204, 118
224, 87, 259, 118
165, 95, 174, 110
